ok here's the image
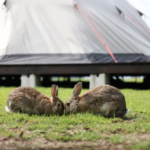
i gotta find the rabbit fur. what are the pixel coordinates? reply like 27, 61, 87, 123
65, 82, 129, 117
6, 85, 64, 115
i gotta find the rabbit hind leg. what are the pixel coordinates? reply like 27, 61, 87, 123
9, 102, 23, 113
115, 109, 128, 118
94, 112, 103, 116
100, 102, 115, 117
108, 109, 127, 118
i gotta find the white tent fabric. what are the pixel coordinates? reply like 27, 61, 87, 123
127, 0, 150, 28
0, 0, 5, 5
0, 0, 150, 64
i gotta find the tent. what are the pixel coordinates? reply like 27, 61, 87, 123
127, 0, 150, 28
0, 0, 150, 75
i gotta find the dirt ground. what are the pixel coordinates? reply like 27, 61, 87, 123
1, 133, 150, 150
0, 138, 124, 150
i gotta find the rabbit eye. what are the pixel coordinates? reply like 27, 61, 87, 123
57, 103, 60, 107
67, 103, 70, 106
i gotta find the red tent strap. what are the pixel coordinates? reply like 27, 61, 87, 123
75, 2, 117, 63
82, 0, 106, 44
124, 13, 150, 32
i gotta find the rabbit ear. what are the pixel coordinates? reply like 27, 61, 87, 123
73, 82, 82, 97
51, 84, 58, 98
56, 85, 59, 96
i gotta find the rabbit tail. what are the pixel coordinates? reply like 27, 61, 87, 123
123, 108, 130, 117
5, 102, 12, 113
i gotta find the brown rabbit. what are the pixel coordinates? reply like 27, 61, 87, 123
5, 85, 64, 115
65, 82, 129, 117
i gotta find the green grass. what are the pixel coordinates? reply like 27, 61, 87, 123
49, 77, 89, 82
121, 78, 143, 83
0, 87, 150, 149
128, 141, 150, 150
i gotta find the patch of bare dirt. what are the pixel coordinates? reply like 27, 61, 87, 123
1, 133, 150, 150
0, 137, 124, 150
125, 133, 150, 144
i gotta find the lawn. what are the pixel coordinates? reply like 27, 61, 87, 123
122, 78, 143, 83
0, 86, 150, 150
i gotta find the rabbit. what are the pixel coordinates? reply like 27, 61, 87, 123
5, 85, 64, 116
65, 82, 129, 118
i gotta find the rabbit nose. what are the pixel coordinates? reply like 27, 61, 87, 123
67, 103, 70, 106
